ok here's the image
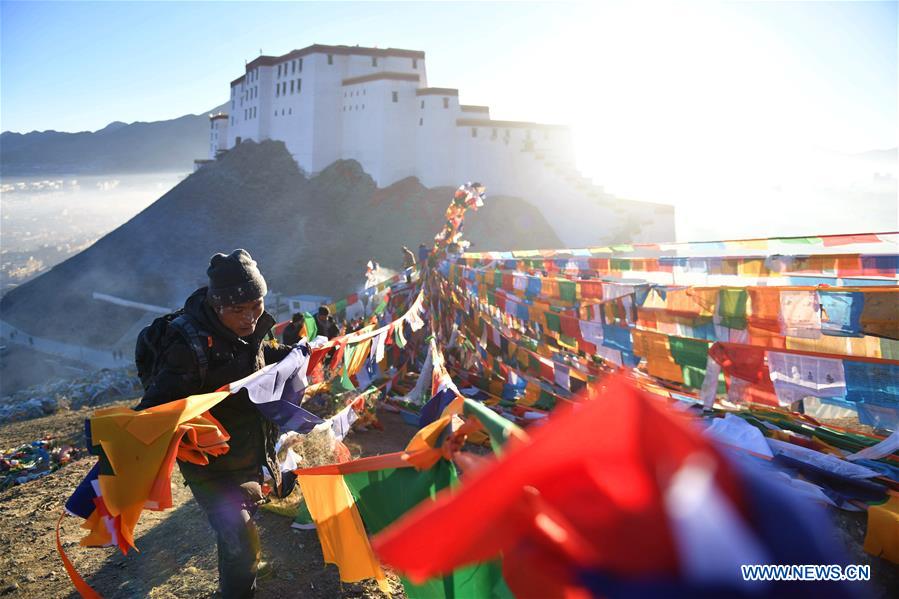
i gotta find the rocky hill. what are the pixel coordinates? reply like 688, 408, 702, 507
0, 140, 562, 348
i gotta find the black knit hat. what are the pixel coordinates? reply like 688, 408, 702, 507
206, 249, 267, 307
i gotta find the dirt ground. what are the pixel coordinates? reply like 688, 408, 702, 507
0, 402, 413, 598
1, 402, 897, 598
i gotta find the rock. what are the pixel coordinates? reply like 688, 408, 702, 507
0, 367, 140, 424
22, 575, 34, 584
0, 583, 18, 595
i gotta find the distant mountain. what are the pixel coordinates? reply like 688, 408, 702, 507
851, 148, 898, 165
0, 140, 562, 349
0, 104, 227, 176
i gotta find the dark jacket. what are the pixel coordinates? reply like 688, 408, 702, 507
136, 287, 291, 486
282, 321, 301, 346
315, 314, 340, 340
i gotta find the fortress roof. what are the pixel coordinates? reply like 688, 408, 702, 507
231, 44, 424, 86
456, 118, 568, 130
416, 88, 458, 97
342, 72, 420, 86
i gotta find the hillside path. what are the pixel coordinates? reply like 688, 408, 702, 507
0, 319, 127, 370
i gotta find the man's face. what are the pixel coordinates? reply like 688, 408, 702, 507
218, 298, 265, 337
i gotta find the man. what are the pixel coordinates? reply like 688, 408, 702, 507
313, 305, 339, 340
402, 245, 417, 270
136, 249, 291, 598
402, 246, 416, 283
281, 312, 303, 346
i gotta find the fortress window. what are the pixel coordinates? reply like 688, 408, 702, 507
297, 79, 302, 93
275, 110, 278, 116
253, 107, 257, 118
328, 54, 333, 65
413, 59, 418, 69
419, 118, 423, 126
392, 91, 398, 103
289, 108, 292, 115
363, 89, 366, 95
278, 65, 282, 77
420, 100, 424, 109
290, 80, 294, 94
443, 97, 449, 109
276, 85, 280, 97
292, 60, 296, 74
471, 128, 477, 138
298, 58, 303, 71
372, 56, 378, 67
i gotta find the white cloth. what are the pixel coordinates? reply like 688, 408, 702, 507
767, 351, 845, 406
700, 355, 722, 409
704, 414, 773, 457
846, 429, 899, 462
767, 438, 879, 479
328, 403, 360, 441
578, 320, 604, 346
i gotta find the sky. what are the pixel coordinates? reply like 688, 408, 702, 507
2, 0, 897, 239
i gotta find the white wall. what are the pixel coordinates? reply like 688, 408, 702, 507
209, 118, 229, 158
217, 47, 674, 246
414, 93, 459, 188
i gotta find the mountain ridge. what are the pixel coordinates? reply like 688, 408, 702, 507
0, 104, 227, 176
0, 140, 562, 349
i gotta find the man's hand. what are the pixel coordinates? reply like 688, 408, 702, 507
239, 481, 267, 506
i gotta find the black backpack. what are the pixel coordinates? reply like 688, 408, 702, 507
135, 311, 211, 390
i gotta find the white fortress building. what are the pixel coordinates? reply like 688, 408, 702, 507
208, 44, 675, 246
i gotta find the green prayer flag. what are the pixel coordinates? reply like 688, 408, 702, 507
528, 353, 542, 375
335, 344, 357, 392
462, 398, 523, 453
681, 365, 726, 392
781, 236, 822, 245
560, 334, 578, 348
394, 323, 407, 349
558, 279, 576, 302
718, 288, 748, 330
544, 312, 561, 333
534, 389, 557, 411
668, 336, 709, 369
302, 312, 318, 340
344, 463, 513, 599
611, 258, 629, 271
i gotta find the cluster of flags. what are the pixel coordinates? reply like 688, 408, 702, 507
436, 237, 898, 429
58, 179, 897, 598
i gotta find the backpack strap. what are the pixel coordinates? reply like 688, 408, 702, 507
170, 315, 211, 388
